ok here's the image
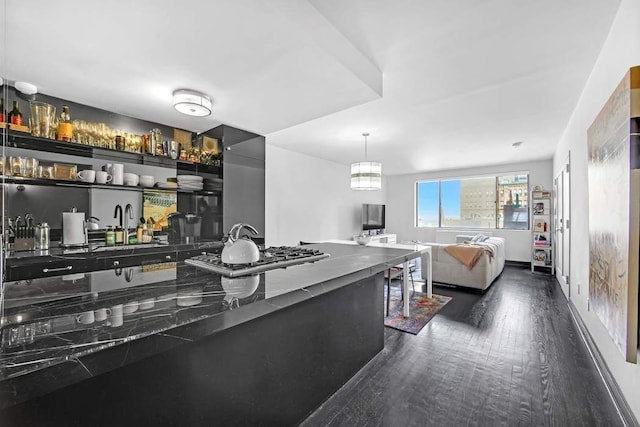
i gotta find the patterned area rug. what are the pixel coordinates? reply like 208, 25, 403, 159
384, 288, 452, 335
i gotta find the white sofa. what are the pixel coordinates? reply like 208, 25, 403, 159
420, 236, 506, 291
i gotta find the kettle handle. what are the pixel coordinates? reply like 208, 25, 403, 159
228, 223, 259, 242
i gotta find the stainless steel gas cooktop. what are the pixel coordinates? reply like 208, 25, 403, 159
185, 246, 330, 277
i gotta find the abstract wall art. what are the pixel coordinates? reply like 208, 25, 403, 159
587, 66, 639, 363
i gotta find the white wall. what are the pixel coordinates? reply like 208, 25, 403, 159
265, 144, 386, 246
386, 159, 553, 262
552, 0, 640, 419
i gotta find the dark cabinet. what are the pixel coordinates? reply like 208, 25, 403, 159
195, 125, 265, 238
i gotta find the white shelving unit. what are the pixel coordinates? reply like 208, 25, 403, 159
531, 190, 554, 274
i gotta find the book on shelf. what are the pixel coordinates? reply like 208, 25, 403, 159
532, 190, 551, 199
533, 202, 545, 214
534, 250, 547, 263
533, 220, 548, 232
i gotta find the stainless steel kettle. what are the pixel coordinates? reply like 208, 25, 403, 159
85, 216, 100, 231
221, 223, 260, 264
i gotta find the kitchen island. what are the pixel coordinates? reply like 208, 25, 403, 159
0, 243, 425, 426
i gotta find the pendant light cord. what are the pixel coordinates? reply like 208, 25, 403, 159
363, 132, 370, 160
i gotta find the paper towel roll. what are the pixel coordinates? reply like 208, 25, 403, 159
62, 212, 87, 246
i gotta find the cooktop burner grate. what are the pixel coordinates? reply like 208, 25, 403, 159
185, 246, 330, 277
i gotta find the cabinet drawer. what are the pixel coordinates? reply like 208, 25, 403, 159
6, 258, 96, 281
98, 251, 176, 270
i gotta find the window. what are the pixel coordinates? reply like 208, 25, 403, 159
415, 173, 528, 229
497, 174, 529, 229
416, 181, 439, 227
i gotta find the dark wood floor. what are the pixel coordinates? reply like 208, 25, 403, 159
301, 265, 623, 427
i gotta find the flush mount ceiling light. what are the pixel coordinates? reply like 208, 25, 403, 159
351, 132, 382, 191
15, 81, 38, 95
173, 89, 212, 117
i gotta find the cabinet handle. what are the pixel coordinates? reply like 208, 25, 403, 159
42, 266, 72, 273
113, 260, 120, 267
165, 255, 172, 260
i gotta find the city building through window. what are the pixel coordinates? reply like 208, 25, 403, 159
416, 174, 529, 229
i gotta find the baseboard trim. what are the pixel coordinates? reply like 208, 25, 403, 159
505, 260, 529, 268
567, 299, 639, 427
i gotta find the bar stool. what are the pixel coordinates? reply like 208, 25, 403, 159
384, 261, 417, 316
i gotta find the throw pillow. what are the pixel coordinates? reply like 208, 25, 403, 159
470, 234, 482, 243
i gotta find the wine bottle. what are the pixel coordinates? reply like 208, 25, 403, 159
8, 100, 23, 126
57, 105, 74, 141
0, 97, 5, 123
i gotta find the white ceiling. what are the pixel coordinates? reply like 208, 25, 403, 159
1, 0, 620, 175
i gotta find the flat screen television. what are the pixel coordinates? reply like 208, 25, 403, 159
362, 204, 386, 231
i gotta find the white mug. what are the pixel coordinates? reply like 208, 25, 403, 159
94, 307, 111, 322
76, 311, 95, 325
95, 171, 112, 184
123, 172, 139, 186
112, 163, 124, 185
110, 304, 124, 327
77, 169, 96, 183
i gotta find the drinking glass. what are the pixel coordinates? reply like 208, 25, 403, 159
29, 102, 56, 138
24, 158, 39, 178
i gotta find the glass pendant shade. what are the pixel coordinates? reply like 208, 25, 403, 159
350, 161, 382, 190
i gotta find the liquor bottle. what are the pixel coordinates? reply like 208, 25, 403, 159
0, 97, 5, 123
7, 101, 23, 126
57, 105, 74, 142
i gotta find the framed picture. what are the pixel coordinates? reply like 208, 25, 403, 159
533, 202, 545, 214
142, 189, 177, 231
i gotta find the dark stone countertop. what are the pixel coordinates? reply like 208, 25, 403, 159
0, 243, 425, 410
5, 240, 224, 263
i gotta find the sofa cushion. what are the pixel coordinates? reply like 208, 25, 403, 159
470, 234, 482, 243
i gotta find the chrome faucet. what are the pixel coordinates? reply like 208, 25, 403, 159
114, 205, 123, 227
124, 204, 134, 238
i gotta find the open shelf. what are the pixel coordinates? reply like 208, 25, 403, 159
2, 130, 222, 175
1, 176, 221, 196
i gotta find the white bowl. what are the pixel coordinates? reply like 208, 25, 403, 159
177, 288, 203, 307
139, 175, 155, 187
123, 300, 139, 314
354, 235, 372, 245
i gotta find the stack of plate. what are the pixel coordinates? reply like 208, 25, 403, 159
177, 175, 204, 191
156, 181, 178, 190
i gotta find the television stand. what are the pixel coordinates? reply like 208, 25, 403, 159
365, 233, 397, 244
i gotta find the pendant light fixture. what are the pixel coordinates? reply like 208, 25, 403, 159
351, 132, 382, 190
173, 89, 212, 117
